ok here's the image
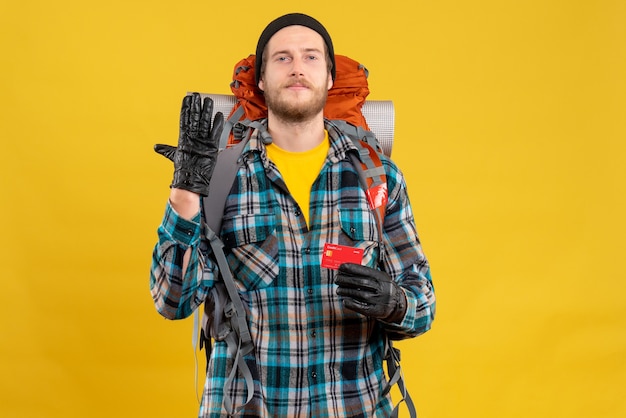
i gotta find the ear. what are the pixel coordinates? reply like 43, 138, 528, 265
327, 72, 333, 90
258, 78, 265, 92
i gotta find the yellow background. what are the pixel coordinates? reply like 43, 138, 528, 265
1, 0, 625, 417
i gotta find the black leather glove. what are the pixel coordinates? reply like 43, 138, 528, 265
335, 263, 407, 324
154, 93, 224, 196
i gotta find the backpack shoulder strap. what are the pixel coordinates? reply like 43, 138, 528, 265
200, 134, 256, 414
202, 136, 248, 233
340, 130, 417, 418
345, 137, 388, 242
201, 224, 255, 415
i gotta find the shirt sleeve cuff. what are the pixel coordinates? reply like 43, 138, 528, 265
162, 200, 201, 247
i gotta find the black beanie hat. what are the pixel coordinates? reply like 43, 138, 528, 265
255, 13, 336, 85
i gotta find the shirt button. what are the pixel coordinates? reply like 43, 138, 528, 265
307, 288, 313, 295
295, 209, 301, 217
304, 248, 311, 254
311, 371, 317, 379
311, 331, 317, 338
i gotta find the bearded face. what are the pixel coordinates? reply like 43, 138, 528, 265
263, 77, 328, 123
258, 25, 333, 124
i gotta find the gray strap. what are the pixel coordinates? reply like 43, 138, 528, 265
351, 140, 386, 185
222, 331, 255, 415
345, 130, 415, 417
201, 127, 259, 413
203, 225, 256, 413
362, 165, 386, 179
331, 119, 381, 153
203, 227, 253, 352
346, 151, 384, 244
385, 342, 417, 418
203, 138, 248, 233
219, 106, 245, 150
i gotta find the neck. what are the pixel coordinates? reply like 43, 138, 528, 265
266, 112, 326, 152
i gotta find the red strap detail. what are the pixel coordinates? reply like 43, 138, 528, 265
358, 141, 388, 234
366, 183, 388, 210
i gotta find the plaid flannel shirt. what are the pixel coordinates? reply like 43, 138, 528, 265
150, 121, 435, 417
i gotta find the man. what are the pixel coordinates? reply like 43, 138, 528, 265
150, 13, 435, 417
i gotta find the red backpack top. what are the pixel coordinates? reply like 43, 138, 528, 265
226, 54, 371, 143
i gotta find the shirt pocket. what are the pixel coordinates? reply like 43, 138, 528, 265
337, 206, 381, 267
220, 212, 279, 290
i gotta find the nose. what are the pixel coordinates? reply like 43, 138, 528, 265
290, 57, 304, 76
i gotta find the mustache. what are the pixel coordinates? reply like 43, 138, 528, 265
284, 78, 313, 89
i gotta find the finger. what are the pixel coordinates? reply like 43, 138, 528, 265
154, 144, 177, 162
209, 112, 224, 150
342, 298, 372, 316
336, 286, 372, 302
338, 262, 371, 276
335, 273, 378, 292
180, 95, 192, 132
198, 97, 213, 139
189, 92, 202, 136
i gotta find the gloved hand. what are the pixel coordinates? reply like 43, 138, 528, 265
335, 263, 407, 324
154, 93, 224, 196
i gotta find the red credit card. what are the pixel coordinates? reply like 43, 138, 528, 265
321, 243, 364, 270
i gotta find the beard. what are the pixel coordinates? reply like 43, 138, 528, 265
263, 79, 328, 123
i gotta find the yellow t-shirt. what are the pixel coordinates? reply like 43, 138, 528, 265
265, 132, 330, 226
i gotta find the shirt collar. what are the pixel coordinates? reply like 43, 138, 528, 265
242, 119, 360, 166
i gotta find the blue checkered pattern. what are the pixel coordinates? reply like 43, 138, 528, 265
150, 121, 435, 417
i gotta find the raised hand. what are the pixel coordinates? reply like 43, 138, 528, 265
154, 92, 224, 196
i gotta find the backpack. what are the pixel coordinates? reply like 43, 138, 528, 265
195, 54, 415, 418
